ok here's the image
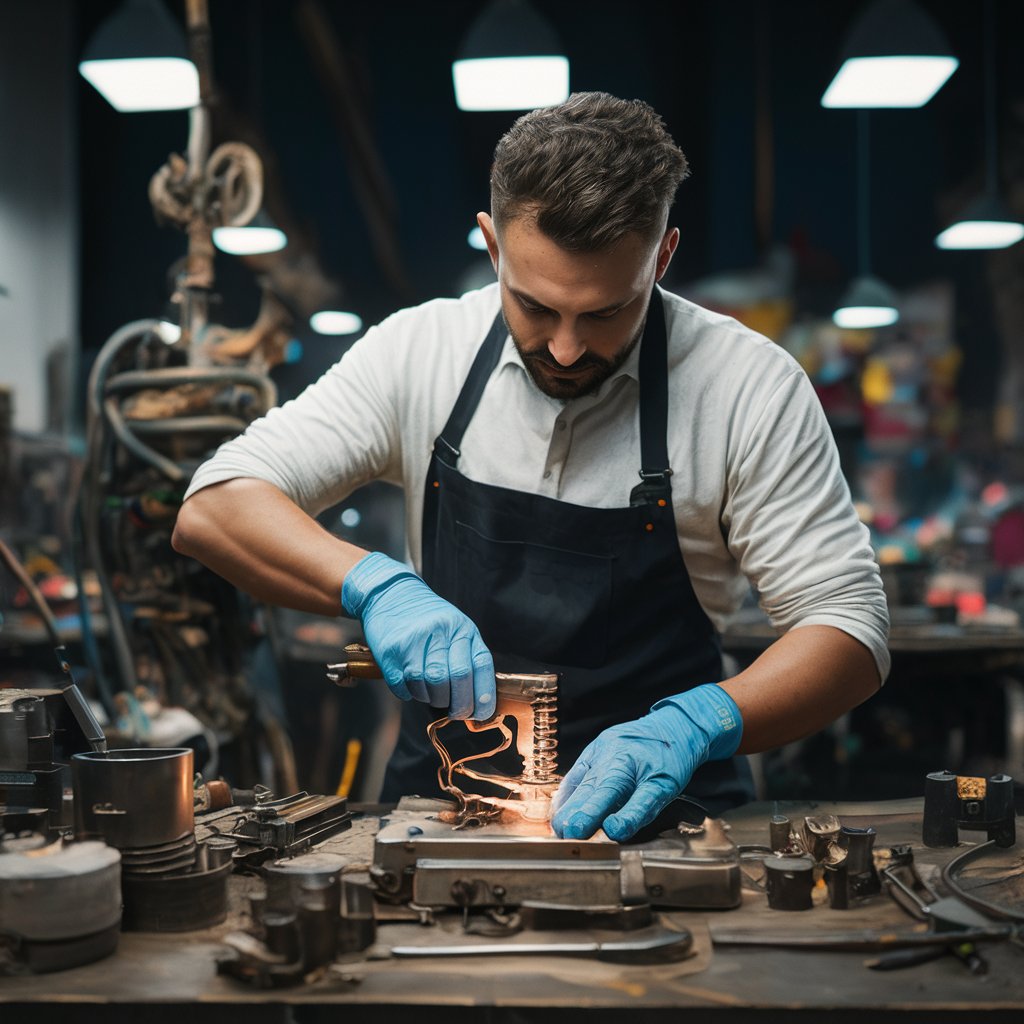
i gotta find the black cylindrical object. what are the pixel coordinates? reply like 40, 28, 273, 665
764, 855, 815, 911
985, 774, 1016, 848
923, 770, 960, 848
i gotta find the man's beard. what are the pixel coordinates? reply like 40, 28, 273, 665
506, 316, 647, 401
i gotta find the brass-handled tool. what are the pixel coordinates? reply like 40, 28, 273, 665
326, 643, 387, 686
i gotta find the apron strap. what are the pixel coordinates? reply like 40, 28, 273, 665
433, 311, 508, 468
630, 288, 672, 507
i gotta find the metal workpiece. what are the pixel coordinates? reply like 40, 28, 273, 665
326, 646, 562, 826
72, 747, 194, 849
429, 668, 561, 826
371, 811, 741, 910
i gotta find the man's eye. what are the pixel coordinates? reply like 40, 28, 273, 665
519, 299, 548, 314
587, 308, 620, 320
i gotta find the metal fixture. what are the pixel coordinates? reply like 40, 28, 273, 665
371, 809, 741, 911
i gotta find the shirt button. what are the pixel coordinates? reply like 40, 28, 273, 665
543, 470, 552, 480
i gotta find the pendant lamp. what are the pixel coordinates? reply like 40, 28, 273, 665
452, 0, 569, 112
934, 0, 1024, 250
79, 0, 199, 112
822, 0, 957, 109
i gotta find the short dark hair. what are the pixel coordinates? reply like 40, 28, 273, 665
490, 92, 690, 252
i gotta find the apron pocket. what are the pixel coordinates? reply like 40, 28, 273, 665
453, 520, 614, 668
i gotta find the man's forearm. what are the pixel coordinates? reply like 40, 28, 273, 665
172, 478, 366, 616
718, 625, 881, 754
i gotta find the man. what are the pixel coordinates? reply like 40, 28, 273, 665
173, 92, 889, 842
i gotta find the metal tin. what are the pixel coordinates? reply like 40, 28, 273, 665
72, 747, 194, 849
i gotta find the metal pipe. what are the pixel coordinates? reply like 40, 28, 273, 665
102, 398, 185, 482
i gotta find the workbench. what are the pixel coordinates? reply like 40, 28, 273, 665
3, 798, 1022, 1023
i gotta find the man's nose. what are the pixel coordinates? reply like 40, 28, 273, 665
547, 322, 587, 366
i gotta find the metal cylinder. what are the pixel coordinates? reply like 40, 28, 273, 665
265, 852, 343, 916
764, 854, 815, 911
769, 814, 791, 853
72, 747, 194, 849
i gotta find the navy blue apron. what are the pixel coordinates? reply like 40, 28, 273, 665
380, 290, 753, 814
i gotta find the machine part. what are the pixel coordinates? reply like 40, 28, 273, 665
763, 854, 815, 911
922, 770, 1016, 848
826, 825, 881, 909
801, 815, 841, 861
218, 869, 376, 988
519, 900, 653, 932
0, 840, 121, 973
264, 852, 344, 915
72, 747, 194, 849
327, 647, 560, 826
120, 850, 231, 932
0, 687, 97, 834
371, 812, 741, 910
118, 833, 198, 875
219, 792, 352, 859
388, 922, 694, 964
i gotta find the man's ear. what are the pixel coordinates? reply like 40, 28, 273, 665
655, 227, 680, 282
477, 212, 500, 272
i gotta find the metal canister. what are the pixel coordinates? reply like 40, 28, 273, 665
72, 747, 194, 849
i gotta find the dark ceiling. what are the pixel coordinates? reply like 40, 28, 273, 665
74, 0, 1024, 405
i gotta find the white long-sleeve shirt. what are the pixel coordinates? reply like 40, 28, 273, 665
186, 283, 890, 680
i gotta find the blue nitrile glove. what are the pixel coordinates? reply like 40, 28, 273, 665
550, 684, 743, 841
341, 551, 495, 720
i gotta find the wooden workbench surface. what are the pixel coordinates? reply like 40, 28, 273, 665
3, 799, 1022, 1022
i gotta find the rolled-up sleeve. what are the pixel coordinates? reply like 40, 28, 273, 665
723, 368, 890, 682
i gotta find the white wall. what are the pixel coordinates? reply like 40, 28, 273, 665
0, 1, 77, 434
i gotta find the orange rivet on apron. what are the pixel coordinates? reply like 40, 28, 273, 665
433, 481, 440, 488
645, 523, 654, 532
657, 499, 667, 507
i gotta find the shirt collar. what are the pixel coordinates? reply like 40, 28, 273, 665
495, 319, 643, 394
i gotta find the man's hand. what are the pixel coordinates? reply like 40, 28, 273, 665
341, 552, 495, 720
550, 684, 743, 841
